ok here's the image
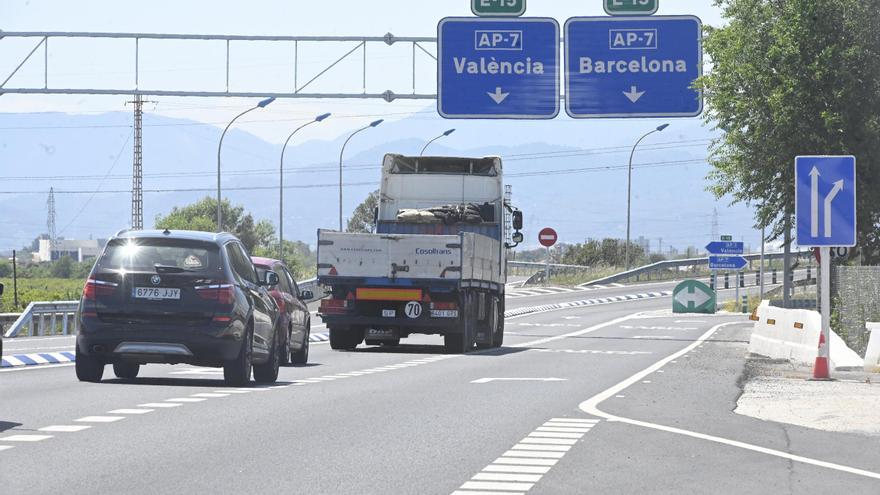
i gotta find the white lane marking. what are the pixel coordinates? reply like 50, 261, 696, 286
530, 348, 652, 356
139, 403, 182, 408
108, 409, 154, 415
544, 422, 594, 428
484, 465, 552, 474
39, 425, 92, 432
237, 387, 271, 391
0, 434, 54, 442
461, 481, 534, 492
191, 393, 229, 398
217, 390, 252, 394
511, 444, 571, 452
494, 457, 558, 466
527, 432, 583, 439
520, 437, 579, 445
471, 377, 566, 384
75, 416, 125, 423
166, 398, 207, 403
472, 473, 543, 483
511, 313, 640, 348
0, 445, 14, 452
549, 418, 597, 423
452, 492, 524, 495
502, 450, 565, 459
535, 426, 591, 433
579, 321, 880, 481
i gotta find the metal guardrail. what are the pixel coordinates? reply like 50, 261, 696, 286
3, 278, 324, 339
3, 301, 80, 338
507, 261, 592, 271
580, 251, 813, 287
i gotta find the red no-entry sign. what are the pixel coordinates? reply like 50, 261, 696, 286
539, 227, 558, 247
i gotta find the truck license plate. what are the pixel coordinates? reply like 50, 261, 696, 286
431, 310, 459, 318
382, 309, 396, 318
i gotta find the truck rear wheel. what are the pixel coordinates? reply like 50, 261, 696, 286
446, 291, 476, 354
329, 326, 362, 351
492, 297, 504, 348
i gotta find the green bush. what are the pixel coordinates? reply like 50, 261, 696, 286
0, 278, 86, 313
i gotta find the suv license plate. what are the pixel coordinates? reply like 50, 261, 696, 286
133, 287, 181, 300
382, 309, 396, 318
431, 310, 459, 318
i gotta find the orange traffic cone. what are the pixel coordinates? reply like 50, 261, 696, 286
812, 331, 830, 380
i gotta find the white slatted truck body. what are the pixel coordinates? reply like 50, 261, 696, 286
317, 154, 522, 353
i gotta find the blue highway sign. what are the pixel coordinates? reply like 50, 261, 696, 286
564, 16, 702, 118
706, 241, 744, 255
795, 156, 857, 248
438, 17, 560, 119
708, 255, 748, 271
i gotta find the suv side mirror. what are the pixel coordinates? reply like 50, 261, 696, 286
300, 290, 314, 301
512, 211, 523, 230
263, 271, 279, 287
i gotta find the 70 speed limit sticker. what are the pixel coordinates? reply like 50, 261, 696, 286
404, 301, 423, 319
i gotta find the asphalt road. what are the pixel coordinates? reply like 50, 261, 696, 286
3, 291, 878, 494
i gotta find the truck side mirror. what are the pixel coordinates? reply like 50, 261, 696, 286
512, 232, 524, 244
512, 211, 523, 231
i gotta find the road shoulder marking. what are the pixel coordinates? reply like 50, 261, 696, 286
578, 321, 880, 481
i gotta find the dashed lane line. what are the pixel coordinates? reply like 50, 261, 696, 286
139, 402, 183, 408
0, 434, 54, 442
107, 409, 154, 415
75, 416, 125, 423
39, 425, 92, 432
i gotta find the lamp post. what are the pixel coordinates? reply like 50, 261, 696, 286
279, 112, 331, 260
338, 119, 383, 231
625, 123, 669, 271
420, 128, 456, 156
216, 96, 275, 232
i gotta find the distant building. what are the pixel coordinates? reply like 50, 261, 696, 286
36, 239, 105, 262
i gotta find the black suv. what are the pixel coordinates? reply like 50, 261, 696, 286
76, 230, 282, 386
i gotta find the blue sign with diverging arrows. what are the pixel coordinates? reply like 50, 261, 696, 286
564, 16, 702, 118
438, 17, 560, 119
795, 156, 857, 248
706, 241, 744, 255
708, 255, 748, 271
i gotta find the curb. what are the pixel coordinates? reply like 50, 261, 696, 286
504, 291, 673, 319
1, 351, 75, 368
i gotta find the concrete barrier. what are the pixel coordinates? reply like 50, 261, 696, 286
866, 323, 880, 373
748, 301, 863, 370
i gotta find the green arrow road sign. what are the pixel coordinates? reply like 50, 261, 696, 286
672, 280, 716, 314
604, 0, 659, 16
472, 0, 526, 17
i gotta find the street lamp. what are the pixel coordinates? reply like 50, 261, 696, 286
420, 128, 456, 156
279, 112, 331, 260
625, 123, 669, 271
338, 119, 383, 231
216, 96, 275, 232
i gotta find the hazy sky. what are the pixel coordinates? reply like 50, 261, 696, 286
0, 0, 726, 142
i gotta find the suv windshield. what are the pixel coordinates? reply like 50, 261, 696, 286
99, 238, 221, 274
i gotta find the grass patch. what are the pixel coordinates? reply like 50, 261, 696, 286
1, 278, 85, 313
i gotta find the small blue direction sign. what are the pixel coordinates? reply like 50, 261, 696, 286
708, 255, 748, 271
706, 241, 744, 255
564, 16, 702, 118
438, 17, 560, 119
795, 156, 857, 248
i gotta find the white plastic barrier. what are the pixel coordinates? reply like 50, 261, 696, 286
866, 323, 880, 373
748, 301, 863, 370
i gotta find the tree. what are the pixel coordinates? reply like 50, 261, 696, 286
51, 255, 73, 278
697, 0, 880, 263
252, 240, 316, 279
562, 238, 646, 268
347, 190, 380, 233
154, 196, 276, 253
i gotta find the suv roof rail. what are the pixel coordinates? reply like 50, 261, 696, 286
113, 228, 130, 237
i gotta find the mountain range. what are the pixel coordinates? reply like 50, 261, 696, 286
0, 109, 763, 255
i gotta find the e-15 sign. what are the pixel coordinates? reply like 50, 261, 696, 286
604, 0, 659, 16
472, 0, 526, 17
